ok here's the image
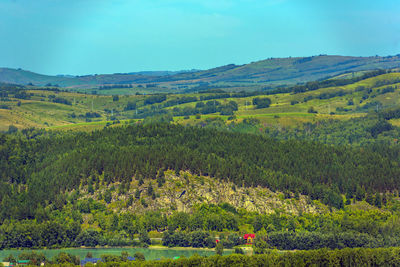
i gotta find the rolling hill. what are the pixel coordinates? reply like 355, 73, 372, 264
1, 70, 400, 139
2, 55, 400, 91
3, 68, 400, 255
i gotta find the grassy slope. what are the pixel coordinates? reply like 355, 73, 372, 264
0, 68, 73, 86
1, 72, 400, 132
2, 55, 400, 90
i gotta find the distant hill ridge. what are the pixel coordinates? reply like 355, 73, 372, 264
1, 55, 400, 90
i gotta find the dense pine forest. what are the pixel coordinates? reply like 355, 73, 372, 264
2, 122, 400, 253
3, 122, 400, 215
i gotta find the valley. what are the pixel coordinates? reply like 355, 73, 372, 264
2, 64, 400, 266
3, 0, 400, 264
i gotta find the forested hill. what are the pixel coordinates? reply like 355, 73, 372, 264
2, 55, 400, 90
1, 123, 400, 221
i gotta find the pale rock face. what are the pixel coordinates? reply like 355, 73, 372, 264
87, 170, 326, 215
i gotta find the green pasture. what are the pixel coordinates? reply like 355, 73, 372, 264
1, 72, 400, 131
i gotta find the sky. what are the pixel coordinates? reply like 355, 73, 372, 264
1, 0, 400, 75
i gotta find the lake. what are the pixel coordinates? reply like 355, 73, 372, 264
0, 247, 232, 261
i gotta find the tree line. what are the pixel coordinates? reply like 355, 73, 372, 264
2, 123, 400, 219
14, 247, 400, 266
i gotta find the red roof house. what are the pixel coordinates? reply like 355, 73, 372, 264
243, 234, 255, 244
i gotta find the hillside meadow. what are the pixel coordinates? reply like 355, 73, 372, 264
1, 71, 399, 133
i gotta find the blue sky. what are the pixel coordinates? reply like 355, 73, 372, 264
1, 0, 399, 75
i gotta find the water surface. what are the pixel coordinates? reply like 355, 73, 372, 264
0, 247, 231, 261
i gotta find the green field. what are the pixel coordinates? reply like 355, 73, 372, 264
1, 71, 399, 133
